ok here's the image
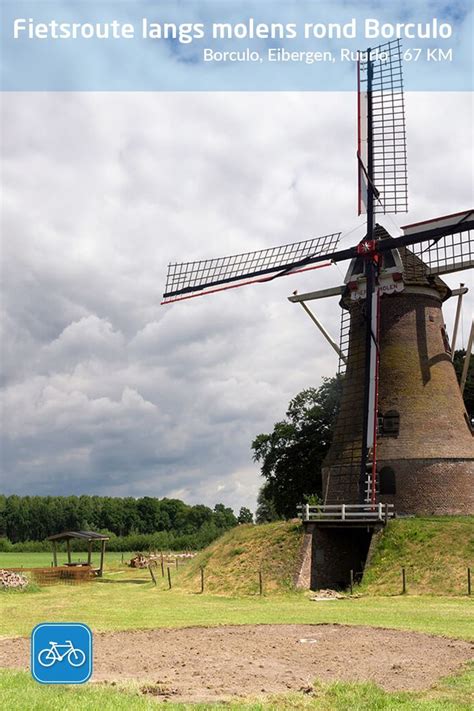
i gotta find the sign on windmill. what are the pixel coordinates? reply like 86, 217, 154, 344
162, 39, 474, 523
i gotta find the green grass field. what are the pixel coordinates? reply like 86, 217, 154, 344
0, 550, 132, 569
1, 665, 473, 711
1, 558, 473, 640
1, 533, 474, 709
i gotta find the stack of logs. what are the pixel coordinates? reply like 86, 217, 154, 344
128, 553, 150, 569
0, 569, 29, 589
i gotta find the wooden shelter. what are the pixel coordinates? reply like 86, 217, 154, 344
47, 530, 109, 577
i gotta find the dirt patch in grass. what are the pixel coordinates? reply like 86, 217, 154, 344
1, 624, 472, 702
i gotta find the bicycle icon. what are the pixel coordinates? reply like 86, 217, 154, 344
38, 640, 86, 668
31, 622, 92, 684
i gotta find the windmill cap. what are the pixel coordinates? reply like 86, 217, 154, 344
374, 224, 451, 301
340, 224, 451, 306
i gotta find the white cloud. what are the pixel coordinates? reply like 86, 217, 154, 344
1, 91, 472, 511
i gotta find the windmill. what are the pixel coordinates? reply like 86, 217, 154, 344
162, 40, 473, 521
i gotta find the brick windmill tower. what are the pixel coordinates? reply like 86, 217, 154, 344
321, 223, 474, 516
161, 40, 473, 584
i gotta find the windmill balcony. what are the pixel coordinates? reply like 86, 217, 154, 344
297, 502, 395, 526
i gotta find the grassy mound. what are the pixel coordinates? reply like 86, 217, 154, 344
175, 521, 304, 595
174, 516, 473, 597
361, 516, 474, 596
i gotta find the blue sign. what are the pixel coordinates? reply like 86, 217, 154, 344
31, 623, 92, 684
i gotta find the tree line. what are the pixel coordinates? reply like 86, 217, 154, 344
0, 495, 253, 545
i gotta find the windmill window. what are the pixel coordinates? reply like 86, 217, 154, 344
377, 413, 384, 434
382, 410, 400, 437
379, 466, 396, 495
383, 251, 396, 269
441, 326, 451, 355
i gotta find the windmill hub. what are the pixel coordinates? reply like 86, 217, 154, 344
356, 239, 377, 255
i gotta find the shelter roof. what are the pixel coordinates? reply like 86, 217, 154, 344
47, 530, 109, 541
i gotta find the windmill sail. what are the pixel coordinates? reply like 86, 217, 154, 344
401, 209, 474, 276
358, 39, 408, 215
162, 232, 341, 303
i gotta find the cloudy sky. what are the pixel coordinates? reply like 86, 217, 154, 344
1, 89, 472, 511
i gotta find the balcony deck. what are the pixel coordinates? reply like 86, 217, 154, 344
297, 503, 395, 527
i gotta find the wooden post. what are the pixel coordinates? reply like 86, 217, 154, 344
460, 320, 474, 395
161, 553, 165, 577
350, 569, 354, 595
148, 564, 157, 586
87, 541, 92, 566
52, 541, 57, 567
259, 570, 263, 596
167, 567, 172, 590
175, 558, 179, 570
401, 567, 406, 594
384, 503, 388, 524
66, 538, 72, 564
200, 566, 204, 593
121, 552, 124, 564
99, 539, 106, 578
468, 568, 472, 596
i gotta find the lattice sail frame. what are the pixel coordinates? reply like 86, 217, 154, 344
358, 39, 408, 215
403, 210, 474, 276
323, 302, 367, 504
162, 232, 340, 303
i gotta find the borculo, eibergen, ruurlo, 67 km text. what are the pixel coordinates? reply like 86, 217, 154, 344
202, 47, 454, 65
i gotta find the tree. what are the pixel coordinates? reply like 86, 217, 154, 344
212, 503, 237, 529
252, 376, 342, 519
1, 494, 239, 543
237, 507, 253, 524
255, 484, 279, 524
453, 349, 473, 421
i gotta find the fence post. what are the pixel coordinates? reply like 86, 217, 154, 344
148, 564, 157, 586
350, 569, 354, 595
304, 503, 310, 521
200, 566, 205, 594
342, 504, 346, 521
259, 570, 263, 596
468, 568, 471, 596
161, 553, 165, 578
378, 502, 383, 520
384, 503, 388, 524
175, 557, 179, 570
167, 567, 172, 590
401, 567, 406, 594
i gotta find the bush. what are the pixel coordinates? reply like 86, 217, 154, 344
10, 540, 51, 552
0, 527, 232, 553
0, 538, 13, 552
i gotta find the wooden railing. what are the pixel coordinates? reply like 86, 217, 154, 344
297, 503, 395, 523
